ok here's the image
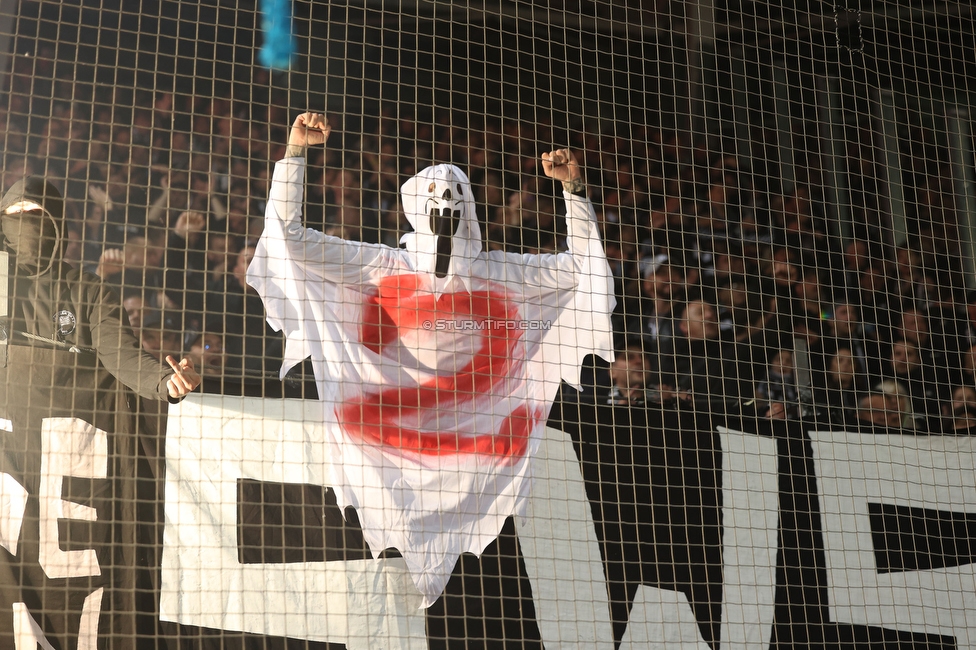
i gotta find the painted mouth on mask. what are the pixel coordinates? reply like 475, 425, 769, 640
430, 211, 461, 279
424, 183, 466, 278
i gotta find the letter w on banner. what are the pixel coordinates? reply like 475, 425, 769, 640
162, 394, 623, 649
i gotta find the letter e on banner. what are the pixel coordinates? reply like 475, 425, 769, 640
811, 430, 976, 646
38, 417, 107, 580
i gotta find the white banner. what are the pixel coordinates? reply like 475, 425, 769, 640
160, 394, 427, 649
811, 430, 976, 649
169, 397, 971, 648
161, 394, 619, 648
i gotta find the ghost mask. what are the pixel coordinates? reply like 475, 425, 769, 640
399, 164, 481, 294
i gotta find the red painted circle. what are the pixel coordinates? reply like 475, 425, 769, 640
338, 274, 536, 458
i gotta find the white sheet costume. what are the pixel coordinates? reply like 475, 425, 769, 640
247, 156, 614, 606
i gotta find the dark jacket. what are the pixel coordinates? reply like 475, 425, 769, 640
659, 337, 754, 410
0, 176, 176, 648
0, 176, 173, 399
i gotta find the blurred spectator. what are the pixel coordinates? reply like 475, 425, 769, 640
699, 238, 748, 290
657, 298, 753, 410
94, 225, 200, 328
321, 164, 381, 242
121, 290, 148, 331
854, 391, 908, 431
856, 262, 896, 334
755, 348, 800, 420
139, 309, 185, 362
169, 210, 208, 262
627, 254, 683, 354
873, 379, 924, 432
184, 328, 226, 376
165, 210, 210, 318
761, 245, 800, 302
894, 244, 925, 304
816, 301, 882, 381
841, 239, 872, 293
879, 339, 943, 430
960, 343, 976, 387
789, 269, 830, 337
812, 344, 869, 426
203, 231, 240, 284
715, 275, 772, 344
206, 241, 284, 378
941, 386, 976, 434
601, 219, 641, 307
771, 184, 839, 271
953, 292, 976, 349
606, 345, 651, 407
891, 306, 950, 371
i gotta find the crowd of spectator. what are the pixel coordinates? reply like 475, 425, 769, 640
2, 68, 974, 432
602, 203, 976, 433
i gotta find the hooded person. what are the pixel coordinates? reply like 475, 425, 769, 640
0, 176, 199, 647
247, 112, 615, 606
1, 176, 64, 278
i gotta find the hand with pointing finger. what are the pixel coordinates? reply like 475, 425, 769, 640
165, 355, 202, 399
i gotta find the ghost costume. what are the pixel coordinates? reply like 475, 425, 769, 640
248, 156, 614, 606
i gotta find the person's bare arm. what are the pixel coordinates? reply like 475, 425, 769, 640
146, 183, 172, 224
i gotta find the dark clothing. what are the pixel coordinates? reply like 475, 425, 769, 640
810, 337, 872, 425
205, 274, 284, 379
0, 176, 176, 648
0, 345, 166, 648
881, 367, 945, 432
755, 370, 800, 418
7, 264, 176, 399
943, 423, 976, 436
625, 298, 677, 382
605, 386, 648, 407
0, 173, 173, 400
659, 337, 753, 411
815, 333, 883, 386
559, 354, 611, 406
812, 383, 862, 428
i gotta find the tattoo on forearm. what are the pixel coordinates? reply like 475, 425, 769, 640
285, 144, 306, 158
562, 178, 585, 195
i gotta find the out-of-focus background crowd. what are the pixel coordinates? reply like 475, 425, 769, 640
3, 29, 976, 433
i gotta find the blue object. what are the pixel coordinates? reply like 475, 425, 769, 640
259, 0, 297, 70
